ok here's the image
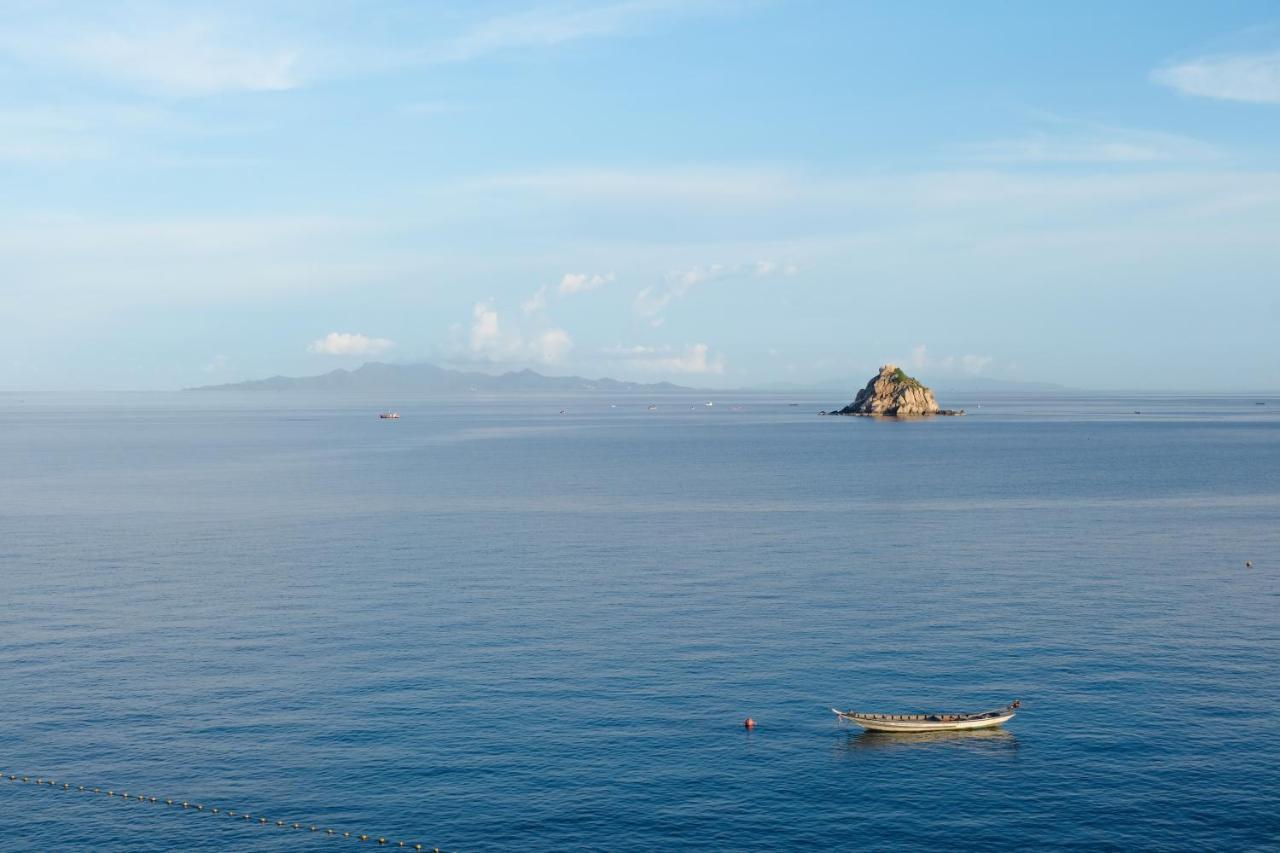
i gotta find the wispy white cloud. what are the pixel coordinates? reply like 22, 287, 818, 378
0, 136, 104, 163
467, 302, 573, 364
0, 210, 430, 324
476, 166, 809, 206
203, 353, 230, 373
633, 265, 723, 320
0, 106, 103, 162
634, 260, 794, 323
0, 102, 199, 162
900, 344, 991, 376
0, 214, 353, 257
433, 0, 734, 63
470, 303, 504, 352
0, 12, 302, 96
521, 285, 550, 316
0, 2, 740, 97
1153, 51, 1280, 104
308, 332, 395, 356
478, 163, 1280, 215
558, 271, 614, 296
965, 125, 1218, 164
601, 342, 726, 374
532, 328, 574, 363
522, 271, 614, 315
10, 168, 1280, 314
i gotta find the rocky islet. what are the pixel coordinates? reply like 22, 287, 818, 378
823, 364, 964, 417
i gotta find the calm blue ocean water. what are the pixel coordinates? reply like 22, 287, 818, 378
1, 392, 1278, 851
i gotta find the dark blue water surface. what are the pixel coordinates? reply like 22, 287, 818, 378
1, 393, 1278, 851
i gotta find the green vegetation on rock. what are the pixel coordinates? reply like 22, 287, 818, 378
890, 367, 923, 388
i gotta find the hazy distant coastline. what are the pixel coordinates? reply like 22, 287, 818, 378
186, 360, 1069, 396
185, 361, 696, 394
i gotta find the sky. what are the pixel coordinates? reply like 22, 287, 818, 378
3, 0, 1280, 391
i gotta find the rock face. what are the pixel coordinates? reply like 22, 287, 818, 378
829, 364, 963, 417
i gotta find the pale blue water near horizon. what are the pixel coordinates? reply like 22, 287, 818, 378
1, 392, 1278, 851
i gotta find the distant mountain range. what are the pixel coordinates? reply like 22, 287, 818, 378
186, 361, 697, 394
186, 360, 1068, 396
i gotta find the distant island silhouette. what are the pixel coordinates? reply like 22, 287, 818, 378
186, 361, 697, 394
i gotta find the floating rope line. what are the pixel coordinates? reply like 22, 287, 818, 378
0, 770, 444, 851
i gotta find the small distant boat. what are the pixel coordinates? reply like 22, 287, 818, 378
647, 404, 657, 411
705, 401, 714, 407
378, 412, 400, 419
832, 700, 1020, 733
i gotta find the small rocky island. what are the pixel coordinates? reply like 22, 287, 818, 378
822, 364, 965, 417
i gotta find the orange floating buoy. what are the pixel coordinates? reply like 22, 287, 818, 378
743, 717, 757, 729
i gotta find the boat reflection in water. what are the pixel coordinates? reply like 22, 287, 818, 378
839, 727, 1019, 753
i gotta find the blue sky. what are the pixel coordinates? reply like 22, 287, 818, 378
3, 0, 1280, 390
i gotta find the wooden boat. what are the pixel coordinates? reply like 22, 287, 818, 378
832, 700, 1020, 732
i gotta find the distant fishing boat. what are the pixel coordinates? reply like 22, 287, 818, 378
705, 401, 714, 407
378, 412, 400, 419
647, 404, 657, 411
832, 700, 1020, 732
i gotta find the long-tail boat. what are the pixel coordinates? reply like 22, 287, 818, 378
832, 700, 1020, 732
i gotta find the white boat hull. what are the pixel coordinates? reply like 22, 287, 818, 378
832, 704, 1017, 733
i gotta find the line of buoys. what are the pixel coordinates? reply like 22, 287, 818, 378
0, 768, 443, 851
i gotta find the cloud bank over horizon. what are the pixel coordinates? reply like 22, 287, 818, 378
307, 332, 395, 357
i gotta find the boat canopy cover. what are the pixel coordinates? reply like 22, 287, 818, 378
836, 700, 1020, 722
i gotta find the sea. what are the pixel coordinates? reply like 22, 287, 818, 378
1, 392, 1277, 851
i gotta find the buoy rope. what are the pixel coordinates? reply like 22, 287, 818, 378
0, 769, 445, 851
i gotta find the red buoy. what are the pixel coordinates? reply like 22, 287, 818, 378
743, 717, 756, 729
